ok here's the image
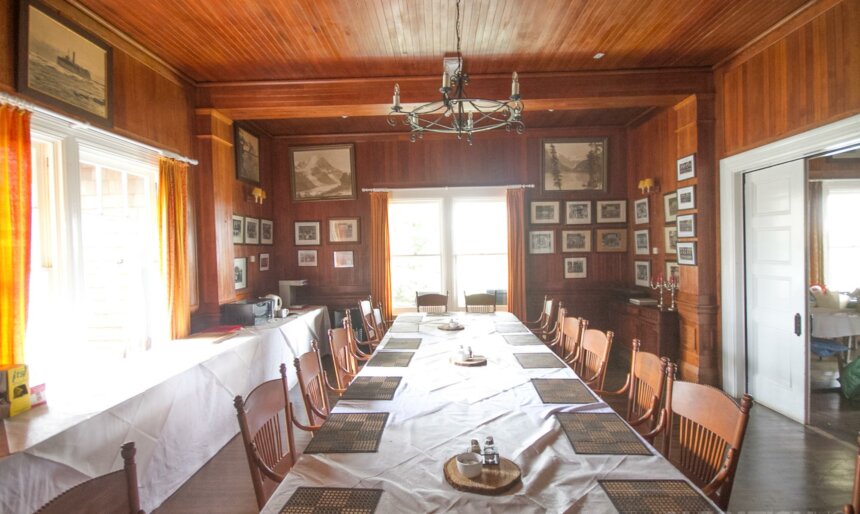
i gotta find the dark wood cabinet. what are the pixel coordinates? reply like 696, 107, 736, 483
610, 300, 679, 363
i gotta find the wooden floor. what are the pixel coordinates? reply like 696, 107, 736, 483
155, 359, 858, 513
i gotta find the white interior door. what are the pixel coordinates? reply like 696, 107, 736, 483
744, 160, 807, 423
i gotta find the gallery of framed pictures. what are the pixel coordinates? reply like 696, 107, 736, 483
18, 0, 112, 124
541, 138, 607, 193
289, 144, 357, 201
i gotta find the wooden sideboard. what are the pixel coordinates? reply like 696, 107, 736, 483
610, 299, 680, 363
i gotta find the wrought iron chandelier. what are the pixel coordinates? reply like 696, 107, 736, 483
387, 0, 524, 144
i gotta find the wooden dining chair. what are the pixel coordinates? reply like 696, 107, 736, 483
662, 364, 754, 511
593, 339, 668, 443
343, 309, 374, 360
464, 291, 496, 312
234, 363, 314, 510
560, 315, 588, 364
534, 300, 564, 342
373, 300, 390, 334
358, 297, 382, 348
544, 306, 567, 355
35, 442, 143, 514
845, 432, 860, 514
570, 328, 614, 390
525, 295, 555, 335
294, 341, 343, 427
328, 327, 360, 390
416, 291, 448, 312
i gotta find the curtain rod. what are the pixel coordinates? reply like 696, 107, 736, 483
0, 92, 198, 166
362, 184, 534, 193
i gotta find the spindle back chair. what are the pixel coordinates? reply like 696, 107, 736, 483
560, 315, 588, 364
572, 328, 614, 390
416, 292, 449, 312
294, 341, 342, 427
328, 327, 359, 390
464, 292, 496, 312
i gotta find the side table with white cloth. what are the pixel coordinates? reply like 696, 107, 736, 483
262, 312, 721, 513
0, 306, 329, 514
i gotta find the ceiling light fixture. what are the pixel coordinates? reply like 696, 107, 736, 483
388, 0, 523, 144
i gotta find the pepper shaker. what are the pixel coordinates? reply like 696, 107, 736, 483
482, 436, 499, 466
470, 439, 481, 454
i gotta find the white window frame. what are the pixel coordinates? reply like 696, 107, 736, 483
822, 179, 860, 291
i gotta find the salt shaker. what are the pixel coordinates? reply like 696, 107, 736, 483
470, 439, 481, 454
482, 436, 499, 466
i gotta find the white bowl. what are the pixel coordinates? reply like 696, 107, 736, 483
455, 452, 483, 478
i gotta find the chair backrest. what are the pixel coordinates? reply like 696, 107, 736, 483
294, 341, 332, 427
464, 292, 496, 312
847, 432, 860, 514
624, 339, 667, 427
544, 306, 567, 353
663, 371, 753, 511
328, 327, 358, 390
36, 442, 143, 514
344, 310, 374, 356
530, 295, 555, 328
373, 301, 389, 334
233, 364, 297, 510
561, 316, 587, 363
416, 291, 448, 312
358, 298, 379, 342
577, 329, 614, 390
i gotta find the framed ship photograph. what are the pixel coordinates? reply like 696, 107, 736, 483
541, 138, 607, 193
18, 0, 113, 124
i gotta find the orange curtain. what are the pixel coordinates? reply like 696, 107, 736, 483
369, 192, 392, 320
158, 158, 190, 339
808, 181, 825, 286
506, 188, 526, 320
0, 105, 32, 366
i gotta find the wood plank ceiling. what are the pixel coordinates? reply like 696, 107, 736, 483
76, 0, 810, 132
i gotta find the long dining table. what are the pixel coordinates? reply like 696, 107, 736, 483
262, 311, 720, 513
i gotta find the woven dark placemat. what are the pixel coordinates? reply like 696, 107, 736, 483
514, 353, 566, 369
279, 487, 383, 513
503, 334, 543, 346
556, 412, 652, 455
495, 322, 531, 334
303, 412, 389, 453
341, 376, 402, 401
366, 351, 414, 367
384, 337, 422, 350
388, 323, 419, 333
531, 379, 598, 404
599, 480, 718, 513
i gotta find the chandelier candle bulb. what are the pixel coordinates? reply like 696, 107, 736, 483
393, 84, 400, 110
511, 72, 519, 97
442, 71, 449, 89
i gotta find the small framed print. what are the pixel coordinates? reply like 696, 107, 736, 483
666, 261, 680, 284
634, 198, 649, 225
294, 221, 321, 246
531, 201, 560, 224
529, 230, 555, 254
565, 201, 591, 225
259, 253, 270, 271
333, 250, 354, 268
298, 249, 318, 267
665, 226, 678, 254
561, 230, 591, 252
596, 200, 626, 223
328, 218, 360, 243
231, 215, 244, 244
677, 242, 697, 265
596, 228, 627, 252
677, 154, 696, 182
260, 219, 274, 245
663, 192, 678, 223
244, 217, 260, 245
677, 186, 696, 210
233, 257, 247, 289
634, 260, 651, 287
634, 229, 650, 255
677, 214, 696, 238
564, 257, 587, 279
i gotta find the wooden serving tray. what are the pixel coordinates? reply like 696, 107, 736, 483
451, 355, 488, 367
443, 456, 522, 495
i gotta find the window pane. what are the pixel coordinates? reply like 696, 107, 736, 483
391, 256, 442, 308
454, 255, 507, 306
452, 199, 507, 254
824, 187, 860, 291
389, 201, 441, 255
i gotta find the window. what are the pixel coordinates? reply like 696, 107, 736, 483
823, 180, 860, 291
388, 190, 508, 312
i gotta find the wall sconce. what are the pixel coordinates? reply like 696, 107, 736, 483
250, 187, 267, 204
637, 178, 658, 195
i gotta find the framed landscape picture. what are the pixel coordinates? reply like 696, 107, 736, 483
244, 217, 260, 245
665, 226, 678, 254
530, 201, 560, 224
663, 192, 678, 223
289, 144, 356, 201
677, 242, 697, 265
298, 249, 318, 267
541, 138, 607, 193
234, 124, 260, 184
677, 214, 696, 237
677, 185, 696, 210
565, 201, 591, 225
333, 250, 354, 268
564, 257, 587, 279
260, 219, 274, 245
294, 221, 321, 246
634, 229, 649, 255
596, 200, 626, 223
677, 154, 696, 182
634, 261, 651, 287
529, 230, 555, 254
634, 198, 649, 224
596, 228, 627, 252
328, 218, 360, 243
233, 257, 247, 290
561, 230, 591, 252
18, 0, 112, 124
231, 215, 244, 244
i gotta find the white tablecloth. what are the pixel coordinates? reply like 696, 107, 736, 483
262, 312, 717, 513
811, 307, 860, 339
0, 307, 329, 514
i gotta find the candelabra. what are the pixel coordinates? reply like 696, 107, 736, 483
665, 278, 679, 311
650, 276, 666, 310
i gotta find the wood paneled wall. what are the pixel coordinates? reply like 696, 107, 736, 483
717, 0, 860, 157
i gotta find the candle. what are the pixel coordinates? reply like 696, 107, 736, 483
511, 72, 520, 97
442, 71, 449, 88
392, 83, 400, 109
